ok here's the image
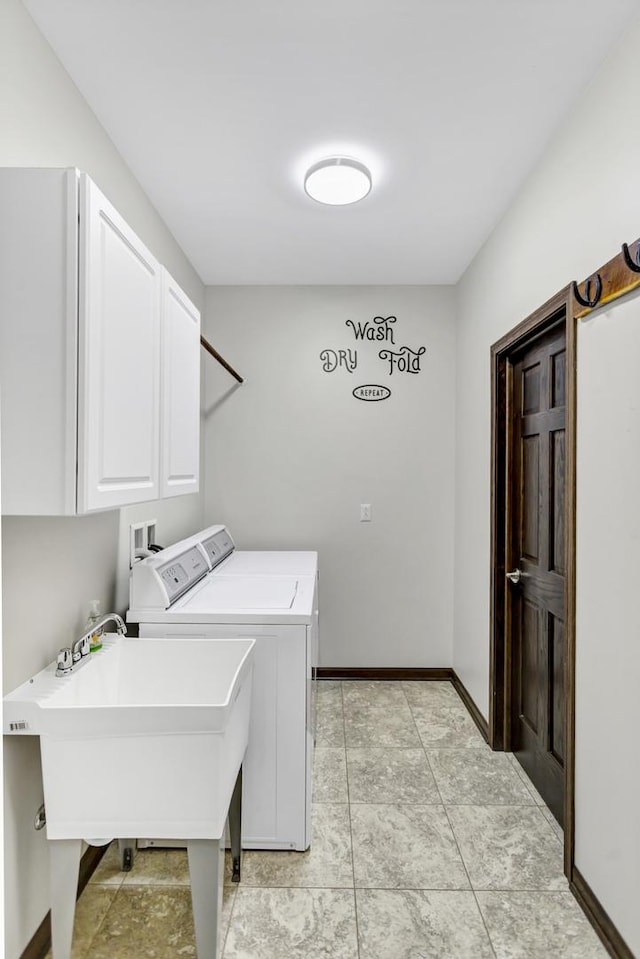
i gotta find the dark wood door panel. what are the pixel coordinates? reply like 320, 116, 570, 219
523, 362, 542, 413
510, 322, 566, 826
522, 435, 540, 561
518, 598, 541, 735
550, 429, 566, 575
551, 349, 566, 409
549, 613, 565, 767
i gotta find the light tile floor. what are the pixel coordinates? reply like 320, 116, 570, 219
51, 681, 608, 958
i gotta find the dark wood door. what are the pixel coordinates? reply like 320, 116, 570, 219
509, 323, 566, 824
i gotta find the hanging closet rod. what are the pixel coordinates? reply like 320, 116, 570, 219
572, 235, 640, 318
200, 335, 244, 383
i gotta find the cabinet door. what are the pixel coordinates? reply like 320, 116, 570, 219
160, 270, 200, 498
77, 175, 161, 512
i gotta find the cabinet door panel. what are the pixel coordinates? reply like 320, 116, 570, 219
161, 270, 200, 498
78, 175, 161, 512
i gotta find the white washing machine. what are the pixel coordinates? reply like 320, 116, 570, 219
128, 525, 318, 851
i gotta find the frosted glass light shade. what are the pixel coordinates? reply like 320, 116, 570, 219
304, 157, 371, 205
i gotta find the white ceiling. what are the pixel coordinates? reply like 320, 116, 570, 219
23, 0, 638, 285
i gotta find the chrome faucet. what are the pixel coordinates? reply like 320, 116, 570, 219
56, 613, 127, 676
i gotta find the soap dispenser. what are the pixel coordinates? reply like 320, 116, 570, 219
86, 599, 103, 652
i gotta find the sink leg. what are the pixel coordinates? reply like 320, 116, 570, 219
49, 839, 82, 959
187, 837, 224, 959
117, 838, 137, 871
228, 765, 242, 882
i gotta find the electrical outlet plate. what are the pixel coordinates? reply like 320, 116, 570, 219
129, 519, 158, 568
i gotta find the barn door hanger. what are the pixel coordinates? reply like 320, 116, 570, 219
572, 234, 640, 318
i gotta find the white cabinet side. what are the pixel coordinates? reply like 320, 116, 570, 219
0, 168, 78, 515
77, 174, 161, 512
160, 270, 200, 498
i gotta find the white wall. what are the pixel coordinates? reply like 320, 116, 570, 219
574, 294, 640, 956
454, 12, 640, 953
204, 286, 456, 668
0, 2, 204, 955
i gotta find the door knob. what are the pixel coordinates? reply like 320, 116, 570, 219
506, 568, 522, 584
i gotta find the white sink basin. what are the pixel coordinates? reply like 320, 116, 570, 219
3, 635, 254, 840
4, 636, 253, 737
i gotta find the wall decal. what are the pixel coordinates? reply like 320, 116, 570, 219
346, 315, 396, 343
320, 314, 426, 394
353, 384, 391, 401
379, 345, 426, 374
320, 348, 358, 373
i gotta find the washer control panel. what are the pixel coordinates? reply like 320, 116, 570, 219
158, 547, 208, 604
129, 525, 236, 614
201, 528, 235, 570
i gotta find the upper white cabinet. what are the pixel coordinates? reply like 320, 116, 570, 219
0, 168, 200, 516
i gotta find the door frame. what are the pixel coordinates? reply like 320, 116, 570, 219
489, 284, 577, 878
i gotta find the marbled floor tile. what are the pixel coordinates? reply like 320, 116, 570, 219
121, 846, 190, 885
315, 700, 345, 746
87, 842, 126, 887
412, 704, 487, 748
539, 804, 564, 843
240, 803, 353, 887
85, 883, 236, 959
347, 747, 440, 803
402, 681, 461, 708
86, 885, 194, 958
476, 890, 609, 958
344, 704, 421, 748
224, 887, 358, 959
427, 749, 536, 805
313, 746, 348, 802
342, 680, 408, 707
315, 680, 342, 705
506, 753, 546, 804
350, 803, 469, 889
356, 889, 494, 959
446, 805, 567, 890
45, 884, 118, 959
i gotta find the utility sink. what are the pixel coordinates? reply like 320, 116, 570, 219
4, 635, 254, 959
3, 635, 255, 839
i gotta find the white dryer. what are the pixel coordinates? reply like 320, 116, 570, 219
128, 525, 318, 851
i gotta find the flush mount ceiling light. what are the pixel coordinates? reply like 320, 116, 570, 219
304, 156, 372, 206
